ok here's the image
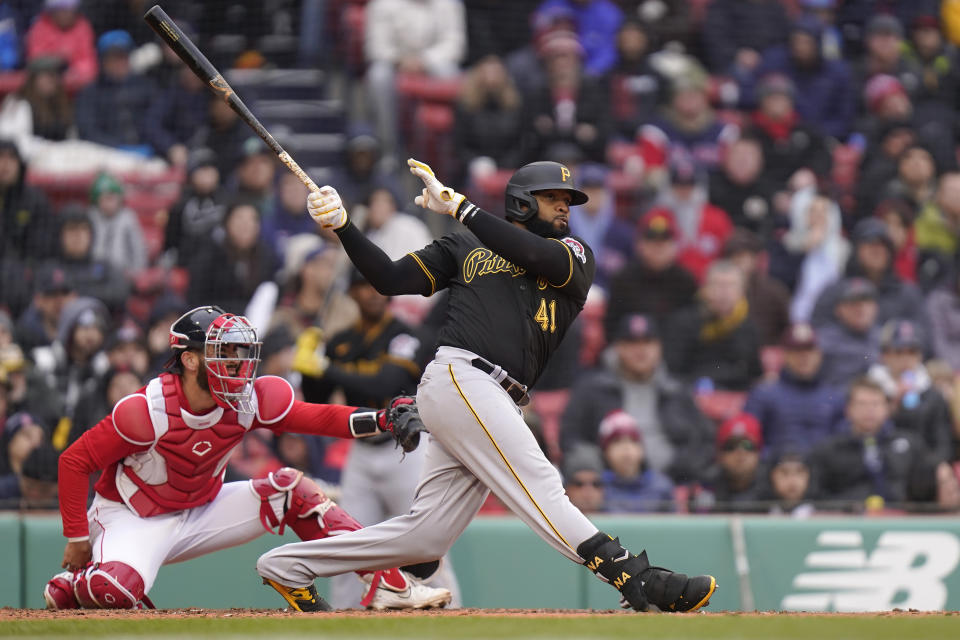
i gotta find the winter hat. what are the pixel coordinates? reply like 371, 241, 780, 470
90, 172, 124, 203
864, 74, 907, 114
716, 413, 763, 450
598, 410, 643, 450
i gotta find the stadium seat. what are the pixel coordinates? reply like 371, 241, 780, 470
530, 389, 571, 463
695, 391, 748, 423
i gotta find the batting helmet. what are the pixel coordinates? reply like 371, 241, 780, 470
504, 161, 588, 223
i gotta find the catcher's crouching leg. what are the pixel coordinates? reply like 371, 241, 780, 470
45, 562, 151, 609
251, 468, 451, 611
577, 532, 717, 613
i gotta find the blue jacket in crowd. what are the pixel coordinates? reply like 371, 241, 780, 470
602, 468, 675, 513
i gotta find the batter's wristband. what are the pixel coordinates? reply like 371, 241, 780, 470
456, 200, 478, 225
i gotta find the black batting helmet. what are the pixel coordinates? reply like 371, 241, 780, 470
504, 161, 588, 223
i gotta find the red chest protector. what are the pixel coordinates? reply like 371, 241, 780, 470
114, 373, 258, 517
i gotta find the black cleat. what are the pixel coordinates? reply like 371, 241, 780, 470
640, 566, 717, 612
262, 577, 332, 612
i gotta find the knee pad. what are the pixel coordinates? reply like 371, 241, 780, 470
251, 467, 363, 540
73, 562, 145, 609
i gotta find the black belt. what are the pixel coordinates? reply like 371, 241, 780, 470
470, 358, 530, 406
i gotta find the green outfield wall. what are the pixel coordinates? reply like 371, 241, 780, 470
8, 513, 960, 611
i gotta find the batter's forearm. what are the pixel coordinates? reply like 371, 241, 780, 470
460, 207, 571, 284
335, 222, 433, 295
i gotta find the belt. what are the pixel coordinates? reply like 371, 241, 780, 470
470, 358, 530, 406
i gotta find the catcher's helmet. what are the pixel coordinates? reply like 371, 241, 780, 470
504, 161, 588, 223
167, 305, 262, 413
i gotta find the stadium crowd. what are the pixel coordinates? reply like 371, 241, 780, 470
2, 0, 960, 516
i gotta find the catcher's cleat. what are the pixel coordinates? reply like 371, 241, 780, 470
262, 577, 332, 612
577, 532, 717, 613
360, 570, 452, 610
43, 571, 78, 610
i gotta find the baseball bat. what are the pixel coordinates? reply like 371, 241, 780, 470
143, 5, 320, 193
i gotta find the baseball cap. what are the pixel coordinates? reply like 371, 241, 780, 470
562, 443, 605, 482
757, 73, 796, 102
852, 217, 893, 251
612, 313, 660, 343
638, 209, 677, 240
864, 74, 907, 113
598, 410, 643, 450
836, 277, 878, 304
90, 172, 124, 203
34, 263, 73, 295
577, 163, 608, 189
105, 324, 142, 351
866, 14, 904, 37
241, 136, 270, 159
97, 30, 135, 56
716, 413, 762, 451
880, 318, 924, 351
187, 147, 217, 173
781, 323, 819, 350
912, 14, 940, 30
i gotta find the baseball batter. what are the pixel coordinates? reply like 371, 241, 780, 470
256, 160, 717, 612
43, 306, 451, 611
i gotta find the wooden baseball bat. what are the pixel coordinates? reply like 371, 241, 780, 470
143, 5, 320, 193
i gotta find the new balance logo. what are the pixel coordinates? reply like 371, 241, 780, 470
782, 530, 960, 612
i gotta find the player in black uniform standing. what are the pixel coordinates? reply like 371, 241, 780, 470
297, 271, 461, 607
257, 159, 717, 613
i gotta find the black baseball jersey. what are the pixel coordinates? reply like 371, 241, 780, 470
409, 231, 595, 387
301, 315, 427, 410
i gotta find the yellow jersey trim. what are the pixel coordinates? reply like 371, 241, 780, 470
547, 239, 574, 289
407, 253, 436, 296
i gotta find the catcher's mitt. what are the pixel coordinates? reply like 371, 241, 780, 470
378, 396, 427, 453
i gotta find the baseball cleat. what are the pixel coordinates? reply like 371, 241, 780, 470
638, 570, 717, 612
43, 571, 78, 610
362, 570, 452, 610
262, 577, 332, 612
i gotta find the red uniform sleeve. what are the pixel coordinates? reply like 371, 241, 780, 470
58, 411, 149, 539
267, 400, 359, 439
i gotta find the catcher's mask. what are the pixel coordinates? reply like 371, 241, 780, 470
168, 306, 262, 413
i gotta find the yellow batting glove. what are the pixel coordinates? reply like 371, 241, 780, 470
407, 158, 467, 219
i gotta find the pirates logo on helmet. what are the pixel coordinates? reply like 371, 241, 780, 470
504, 161, 589, 223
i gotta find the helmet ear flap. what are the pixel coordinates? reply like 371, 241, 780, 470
505, 190, 539, 223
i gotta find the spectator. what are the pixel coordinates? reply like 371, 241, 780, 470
853, 119, 919, 225
745, 73, 833, 186
520, 29, 610, 164
562, 313, 715, 484
53, 205, 129, 313
874, 198, 918, 285
708, 134, 778, 238
809, 376, 932, 508
812, 218, 930, 341
665, 260, 763, 391
14, 263, 75, 353
143, 62, 208, 167
327, 123, 405, 213
87, 172, 147, 276
638, 58, 739, 175
464, 0, 538, 64
25, 0, 96, 91
796, 0, 844, 60
261, 171, 321, 258
817, 277, 882, 387
603, 209, 698, 339
186, 199, 278, 313
102, 324, 148, 380
0, 56, 73, 146
880, 144, 937, 217
67, 365, 141, 447
536, 0, 624, 76
697, 413, 767, 512
723, 229, 790, 347
702, 0, 790, 73
619, 0, 695, 53
914, 171, 960, 291
562, 443, 606, 513
0, 0, 20, 70
738, 16, 854, 140
772, 187, 849, 322
453, 55, 524, 182
163, 148, 226, 268
607, 19, 664, 140
143, 295, 186, 378
270, 236, 358, 339
189, 95, 249, 179
74, 30, 155, 152
852, 15, 921, 113
567, 164, 634, 288
902, 15, 960, 145
0, 412, 50, 504
646, 160, 733, 282
231, 137, 277, 216
867, 319, 954, 462
0, 138, 56, 263
927, 270, 960, 372
765, 448, 816, 517
598, 410, 675, 513
744, 323, 845, 455
364, 0, 466, 159
31, 296, 110, 446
